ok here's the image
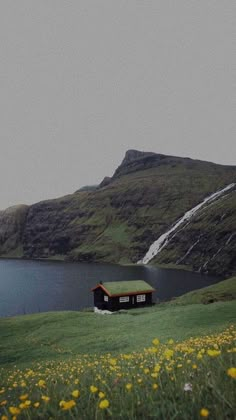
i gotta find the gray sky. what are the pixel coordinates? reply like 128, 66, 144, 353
0, 1, 235, 210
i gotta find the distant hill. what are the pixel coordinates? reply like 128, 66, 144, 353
171, 277, 236, 305
0, 150, 235, 277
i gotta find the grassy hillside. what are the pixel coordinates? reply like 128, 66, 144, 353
172, 277, 236, 305
0, 300, 235, 367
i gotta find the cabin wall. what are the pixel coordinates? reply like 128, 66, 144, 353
94, 288, 109, 310
108, 293, 153, 312
93, 289, 153, 312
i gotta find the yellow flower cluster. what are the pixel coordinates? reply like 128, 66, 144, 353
0, 326, 235, 419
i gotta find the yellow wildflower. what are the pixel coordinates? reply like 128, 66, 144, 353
152, 338, 160, 346
227, 367, 236, 379
0, 400, 7, 406
9, 407, 20, 415
71, 390, 80, 398
34, 402, 40, 408
99, 399, 109, 409
60, 400, 76, 411
98, 391, 105, 399
19, 394, 28, 401
207, 349, 221, 357
20, 382, 26, 387
154, 364, 161, 372
1, 416, 8, 420
90, 385, 98, 393
126, 383, 133, 391
152, 383, 158, 390
38, 380, 46, 388
164, 349, 174, 360
200, 408, 209, 417
41, 395, 50, 402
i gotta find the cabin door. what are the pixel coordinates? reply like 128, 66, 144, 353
132, 296, 135, 305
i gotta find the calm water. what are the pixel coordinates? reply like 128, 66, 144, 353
0, 259, 221, 317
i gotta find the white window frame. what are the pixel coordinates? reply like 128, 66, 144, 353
119, 296, 129, 303
137, 294, 146, 303
104, 295, 108, 302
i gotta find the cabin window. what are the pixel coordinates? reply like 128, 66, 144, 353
119, 296, 129, 303
104, 295, 108, 302
137, 294, 146, 303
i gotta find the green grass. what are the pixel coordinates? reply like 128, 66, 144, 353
0, 291, 236, 419
0, 300, 236, 368
172, 277, 236, 305
102, 224, 130, 245
0, 321, 235, 419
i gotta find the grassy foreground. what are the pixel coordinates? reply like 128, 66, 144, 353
0, 286, 236, 419
0, 324, 235, 419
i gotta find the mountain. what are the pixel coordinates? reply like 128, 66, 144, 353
0, 150, 235, 277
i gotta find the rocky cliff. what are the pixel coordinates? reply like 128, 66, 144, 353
0, 205, 28, 257
153, 186, 236, 277
0, 150, 235, 277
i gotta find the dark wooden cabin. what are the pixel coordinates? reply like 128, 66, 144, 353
91, 280, 155, 312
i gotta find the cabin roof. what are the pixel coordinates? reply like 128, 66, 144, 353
91, 280, 155, 297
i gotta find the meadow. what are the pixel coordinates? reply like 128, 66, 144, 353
0, 326, 235, 419
0, 281, 236, 419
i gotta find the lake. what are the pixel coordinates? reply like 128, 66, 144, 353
0, 259, 220, 317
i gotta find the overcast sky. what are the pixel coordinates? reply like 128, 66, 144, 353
0, 1, 235, 210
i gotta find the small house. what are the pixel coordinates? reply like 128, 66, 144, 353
91, 280, 155, 312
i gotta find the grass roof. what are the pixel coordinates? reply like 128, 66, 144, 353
102, 280, 155, 296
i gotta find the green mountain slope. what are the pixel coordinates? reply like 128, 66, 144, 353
0, 150, 235, 276
154, 188, 236, 276
172, 277, 236, 305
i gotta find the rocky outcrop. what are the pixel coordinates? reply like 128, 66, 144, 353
0, 205, 29, 257
111, 149, 210, 180
99, 177, 112, 188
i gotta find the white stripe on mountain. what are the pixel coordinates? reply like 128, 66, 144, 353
138, 183, 235, 265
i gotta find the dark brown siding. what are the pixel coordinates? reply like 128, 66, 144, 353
94, 288, 109, 310
93, 289, 153, 312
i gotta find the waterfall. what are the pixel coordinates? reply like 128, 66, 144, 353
138, 183, 235, 265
